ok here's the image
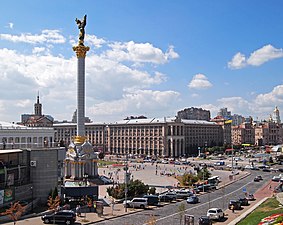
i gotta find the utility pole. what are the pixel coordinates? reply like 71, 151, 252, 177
231, 144, 234, 180
124, 149, 128, 212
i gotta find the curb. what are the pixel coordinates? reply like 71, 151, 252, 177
82, 208, 145, 225
217, 172, 251, 190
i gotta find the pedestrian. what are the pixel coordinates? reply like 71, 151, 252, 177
76, 205, 81, 217
231, 205, 235, 213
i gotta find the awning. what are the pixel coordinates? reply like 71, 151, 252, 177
61, 186, 98, 198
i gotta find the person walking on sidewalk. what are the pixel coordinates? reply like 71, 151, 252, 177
231, 205, 235, 213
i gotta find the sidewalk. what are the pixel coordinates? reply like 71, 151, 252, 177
76, 203, 145, 225
214, 180, 276, 225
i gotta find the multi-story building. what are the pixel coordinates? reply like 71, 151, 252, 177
211, 116, 232, 145
53, 122, 106, 151
232, 122, 255, 146
273, 106, 281, 124
53, 117, 223, 157
231, 114, 245, 126
20, 94, 54, 127
255, 121, 283, 146
177, 107, 211, 121
217, 108, 231, 120
0, 121, 55, 149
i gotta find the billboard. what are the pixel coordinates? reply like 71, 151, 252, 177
0, 190, 4, 205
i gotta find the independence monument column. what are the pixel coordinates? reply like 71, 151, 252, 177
65, 15, 98, 181
73, 14, 89, 137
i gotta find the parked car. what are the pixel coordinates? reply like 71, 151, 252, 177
256, 175, 263, 180
99, 175, 113, 184
198, 216, 212, 225
187, 195, 199, 204
41, 210, 76, 225
272, 176, 281, 182
158, 192, 177, 202
228, 200, 241, 210
246, 193, 255, 201
207, 208, 224, 220
175, 190, 193, 199
123, 198, 148, 209
143, 195, 159, 206
238, 197, 249, 206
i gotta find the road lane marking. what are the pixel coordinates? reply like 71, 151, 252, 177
143, 180, 253, 224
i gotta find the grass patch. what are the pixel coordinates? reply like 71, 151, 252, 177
237, 197, 282, 225
98, 160, 119, 167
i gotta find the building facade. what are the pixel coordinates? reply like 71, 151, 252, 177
0, 121, 55, 149
255, 121, 283, 146
20, 95, 54, 127
232, 122, 255, 146
177, 107, 211, 121
53, 117, 223, 157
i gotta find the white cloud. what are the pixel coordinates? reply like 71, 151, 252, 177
0, 29, 66, 44
8, 23, 14, 29
228, 52, 246, 69
86, 34, 106, 48
217, 97, 250, 112
0, 36, 175, 122
89, 89, 180, 120
188, 73, 212, 89
228, 44, 283, 69
105, 41, 179, 64
247, 44, 283, 66
254, 85, 283, 106
32, 47, 46, 54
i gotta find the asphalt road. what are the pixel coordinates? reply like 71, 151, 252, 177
95, 170, 276, 225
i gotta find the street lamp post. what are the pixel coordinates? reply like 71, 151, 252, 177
202, 166, 205, 193
124, 149, 129, 212
30, 186, 34, 213
231, 144, 234, 180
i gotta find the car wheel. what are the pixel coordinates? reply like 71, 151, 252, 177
140, 205, 145, 209
126, 203, 130, 208
44, 218, 50, 224
218, 215, 221, 220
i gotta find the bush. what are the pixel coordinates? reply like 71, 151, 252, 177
107, 179, 149, 199
148, 187, 156, 195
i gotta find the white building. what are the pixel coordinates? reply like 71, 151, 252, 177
0, 121, 55, 149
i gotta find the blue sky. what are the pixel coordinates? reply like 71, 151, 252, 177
0, 0, 283, 123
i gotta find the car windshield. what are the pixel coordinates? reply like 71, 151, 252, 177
208, 210, 216, 213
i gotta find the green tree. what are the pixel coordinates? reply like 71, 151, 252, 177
107, 179, 149, 199
197, 168, 211, 181
179, 173, 199, 187
148, 187, 156, 195
178, 203, 186, 225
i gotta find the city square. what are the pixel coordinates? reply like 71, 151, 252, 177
1, 1, 283, 225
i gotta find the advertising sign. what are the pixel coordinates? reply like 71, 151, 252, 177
0, 190, 4, 205
4, 188, 13, 202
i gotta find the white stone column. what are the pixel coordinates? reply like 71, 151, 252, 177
73, 45, 90, 137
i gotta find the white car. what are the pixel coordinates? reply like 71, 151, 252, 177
207, 208, 224, 220
123, 198, 148, 209
272, 176, 281, 182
